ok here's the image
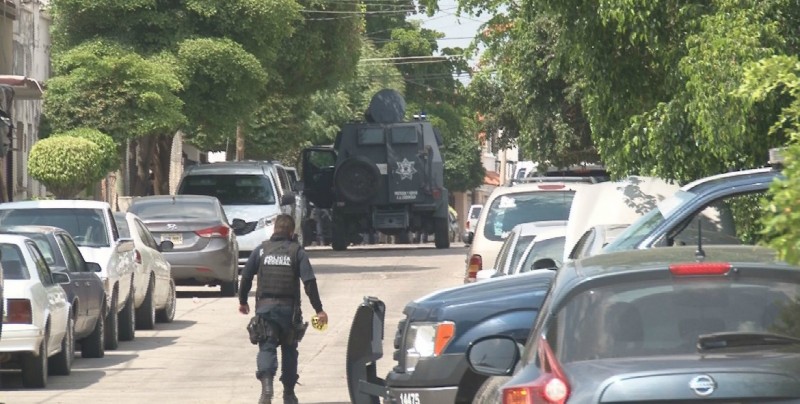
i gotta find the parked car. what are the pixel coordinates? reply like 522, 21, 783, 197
177, 161, 300, 269
127, 195, 239, 297
566, 223, 629, 261
475, 221, 567, 281
467, 245, 800, 403
0, 226, 107, 358
0, 200, 137, 348
114, 212, 177, 326
0, 234, 73, 387
464, 180, 594, 282
604, 155, 784, 253
563, 176, 680, 263
347, 270, 555, 404
506, 227, 568, 276
462, 204, 482, 243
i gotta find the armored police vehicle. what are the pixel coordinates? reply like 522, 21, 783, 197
301, 89, 450, 251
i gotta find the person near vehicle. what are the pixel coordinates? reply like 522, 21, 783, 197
238, 214, 329, 404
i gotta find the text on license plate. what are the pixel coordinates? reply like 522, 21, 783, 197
162, 234, 183, 245
399, 393, 420, 404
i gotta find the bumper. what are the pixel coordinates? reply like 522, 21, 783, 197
0, 325, 44, 354
164, 242, 236, 284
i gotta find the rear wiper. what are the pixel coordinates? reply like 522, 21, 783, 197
697, 331, 800, 351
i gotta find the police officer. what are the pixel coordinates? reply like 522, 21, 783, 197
239, 214, 328, 404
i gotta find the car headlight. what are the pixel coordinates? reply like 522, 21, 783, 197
404, 321, 455, 372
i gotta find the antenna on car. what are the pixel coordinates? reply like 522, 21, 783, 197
695, 219, 705, 261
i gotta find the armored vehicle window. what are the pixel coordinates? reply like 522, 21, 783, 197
358, 128, 384, 145
390, 126, 418, 144
178, 174, 276, 206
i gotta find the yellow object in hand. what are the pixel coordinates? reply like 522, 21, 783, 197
311, 315, 327, 331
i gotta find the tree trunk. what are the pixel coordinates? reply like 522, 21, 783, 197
152, 134, 173, 195
236, 123, 245, 161
132, 136, 158, 196
0, 159, 7, 202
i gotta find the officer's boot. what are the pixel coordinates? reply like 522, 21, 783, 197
282, 390, 298, 404
258, 376, 274, 404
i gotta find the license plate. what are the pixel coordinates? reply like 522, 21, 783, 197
162, 233, 183, 245
399, 393, 420, 404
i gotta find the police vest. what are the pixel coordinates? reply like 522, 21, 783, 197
257, 239, 301, 300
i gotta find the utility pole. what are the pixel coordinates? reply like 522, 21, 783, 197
235, 123, 245, 161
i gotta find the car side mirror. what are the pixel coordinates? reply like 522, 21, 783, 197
466, 335, 520, 376
532, 258, 558, 271
281, 193, 296, 206
51, 272, 71, 284
159, 240, 174, 252
86, 262, 102, 272
231, 218, 247, 231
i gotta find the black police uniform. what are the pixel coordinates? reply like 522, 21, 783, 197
239, 234, 324, 400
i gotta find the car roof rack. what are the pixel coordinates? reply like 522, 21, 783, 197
509, 176, 599, 186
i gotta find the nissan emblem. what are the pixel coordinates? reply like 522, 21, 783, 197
688, 374, 716, 397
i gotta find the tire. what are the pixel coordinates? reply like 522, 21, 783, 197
21, 332, 48, 388
335, 157, 380, 203
434, 217, 451, 249
331, 220, 348, 251
156, 279, 177, 323
81, 303, 106, 358
49, 315, 74, 376
135, 277, 156, 330
118, 288, 136, 342
104, 290, 119, 350
472, 376, 512, 404
220, 265, 238, 297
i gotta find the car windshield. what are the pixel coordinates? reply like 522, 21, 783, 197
0, 243, 30, 279
114, 214, 131, 238
129, 200, 218, 220
518, 236, 566, 274
528, 277, 800, 364
179, 175, 276, 206
0, 209, 109, 247
603, 190, 696, 252
17, 232, 63, 268
483, 191, 575, 241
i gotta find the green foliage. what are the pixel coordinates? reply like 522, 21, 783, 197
54, 128, 120, 175
176, 38, 268, 146
28, 136, 105, 199
43, 39, 185, 142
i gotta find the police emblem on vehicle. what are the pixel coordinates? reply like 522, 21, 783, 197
394, 158, 417, 180
688, 374, 716, 396
167, 223, 178, 230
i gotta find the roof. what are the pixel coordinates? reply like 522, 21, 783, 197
681, 167, 775, 192
488, 181, 593, 198
0, 233, 34, 245
573, 245, 787, 279
0, 200, 111, 209
0, 225, 64, 234
484, 171, 501, 186
0, 75, 44, 100
184, 161, 275, 175
129, 195, 218, 205
513, 221, 568, 237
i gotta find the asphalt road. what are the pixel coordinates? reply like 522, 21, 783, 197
0, 244, 467, 404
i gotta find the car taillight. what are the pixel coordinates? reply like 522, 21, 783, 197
503, 336, 570, 404
134, 250, 142, 264
669, 262, 731, 276
196, 225, 230, 238
5, 299, 33, 324
466, 255, 482, 281
432, 188, 442, 199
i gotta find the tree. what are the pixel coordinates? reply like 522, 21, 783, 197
54, 128, 120, 175
28, 136, 105, 199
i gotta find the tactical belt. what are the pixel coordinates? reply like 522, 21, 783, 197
257, 297, 295, 305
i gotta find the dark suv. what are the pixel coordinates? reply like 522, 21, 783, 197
301, 89, 450, 251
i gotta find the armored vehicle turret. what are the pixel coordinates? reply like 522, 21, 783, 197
301, 89, 450, 251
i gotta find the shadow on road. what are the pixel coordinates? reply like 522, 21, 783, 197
176, 290, 224, 299
307, 244, 466, 259
152, 319, 197, 331
317, 264, 438, 274
116, 336, 179, 352
0, 369, 107, 391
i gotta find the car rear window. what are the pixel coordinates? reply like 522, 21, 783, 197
544, 277, 800, 363
17, 233, 64, 268
470, 207, 482, 219
508, 235, 536, 272
0, 243, 30, 280
483, 191, 575, 241
114, 214, 131, 238
129, 200, 218, 220
519, 236, 566, 274
0, 209, 109, 248
178, 174, 276, 205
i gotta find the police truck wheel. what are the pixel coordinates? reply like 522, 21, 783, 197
331, 220, 348, 251
335, 157, 380, 203
434, 217, 450, 249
